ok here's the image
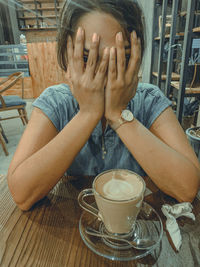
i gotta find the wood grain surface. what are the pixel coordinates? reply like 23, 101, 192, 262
0, 77, 33, 99
0, 175, 200, 267
27, 42, 68, 98
1, 42, 69, 99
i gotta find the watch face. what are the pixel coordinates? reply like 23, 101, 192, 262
122, 110, 134, 122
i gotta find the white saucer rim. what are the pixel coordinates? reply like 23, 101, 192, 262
79, 201, 163, 261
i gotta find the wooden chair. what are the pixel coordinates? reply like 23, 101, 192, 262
0, 124, 8, 156
0, 72, 28, 125
0, 122, 8, 143
0, 72, 28, 156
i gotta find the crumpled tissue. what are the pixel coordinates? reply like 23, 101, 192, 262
161, 202, 195, 251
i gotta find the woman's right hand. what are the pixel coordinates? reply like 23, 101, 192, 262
67, 27, 109, 120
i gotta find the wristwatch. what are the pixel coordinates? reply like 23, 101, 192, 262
109, 110, 134, 131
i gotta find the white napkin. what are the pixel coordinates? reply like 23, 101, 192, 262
161, 202, 195, 251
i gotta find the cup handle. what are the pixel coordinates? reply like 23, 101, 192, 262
78, 189, 99, 218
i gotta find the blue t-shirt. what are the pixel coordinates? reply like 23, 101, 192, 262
33, 83, 171, 177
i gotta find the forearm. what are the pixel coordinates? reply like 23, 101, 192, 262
8, 111, 99, 210
116, 119, 200, 202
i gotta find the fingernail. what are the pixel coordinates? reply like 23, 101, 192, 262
92, 33, 99, 43
104, 47, 109, 55
77, 27, 82, 39
117, 32, 123, 41
111, 47, 115, 55
132, 31, 137, 39
67, 35, 71, 43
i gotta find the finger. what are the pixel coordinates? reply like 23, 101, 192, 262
108, 47, 117, 81
67, 35, 74, 72
131, 75, 139, 98
73, 27, 84, 75
116, 32, 126, 80
126, 31, 141, 79
134, 38, 142, 74
95, 47, 109, 82
85, 33, 100, 79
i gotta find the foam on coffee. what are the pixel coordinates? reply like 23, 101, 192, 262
103, 178, 134, 200
95, 170, 144, 201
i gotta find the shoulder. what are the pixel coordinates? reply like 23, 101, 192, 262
32, 84, 78, 131
38, 83, 73, 99
136, 82, 166, 98
33, 83, 78, 110
131, 83, 172, 128
134, 82, 172, 105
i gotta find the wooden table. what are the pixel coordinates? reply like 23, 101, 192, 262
0, 174, 200, 267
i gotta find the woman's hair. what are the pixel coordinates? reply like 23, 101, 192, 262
57, 0, 145, 71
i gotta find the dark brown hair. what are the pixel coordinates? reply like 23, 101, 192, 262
57, 0, 145, 71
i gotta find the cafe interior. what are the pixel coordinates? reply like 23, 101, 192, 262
0, 0, 200, 266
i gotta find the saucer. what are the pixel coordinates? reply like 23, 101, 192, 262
79, 201, 163, 261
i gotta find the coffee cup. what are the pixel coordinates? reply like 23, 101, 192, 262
78, 169, 146, 234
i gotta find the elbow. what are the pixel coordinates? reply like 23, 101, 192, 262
15, 195, 34, 211
176, 192, 197, 203
176, 171, 200, 204
7, 173, 34, 212
9, 189, 33, 211
8, 187, 33, 211
16, 201, 33, 211
11, 191, 34, 211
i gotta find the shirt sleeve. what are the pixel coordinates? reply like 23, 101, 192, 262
143, 84, 172, 129
32, 87, 61, 131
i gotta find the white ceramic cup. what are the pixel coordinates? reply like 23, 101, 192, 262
78, 169, 146, 234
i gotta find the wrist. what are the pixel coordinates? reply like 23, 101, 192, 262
78, 110, 102, 123
107, 110, 134, 131
105, 111, 121, 124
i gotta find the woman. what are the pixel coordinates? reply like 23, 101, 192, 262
7, 0, 200, 210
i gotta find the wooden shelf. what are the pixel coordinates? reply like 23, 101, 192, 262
173, 59, 181, 63
179, 11, 187, 17
154, 32, 184, 40
18, 7, 61, 12
20, 27, 57, 31
171, 81, 200, 94
193, 27, 200, 33
19, 15, 56, 19
20, 0, 62, 3
38, 7, 61, 11
20, 0, 38, 3
179, 11, 200, 17
17, 0, 62, 32
20, 0, 41, 3
153, 72, 180, 81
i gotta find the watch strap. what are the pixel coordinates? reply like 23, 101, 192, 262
108, 117, 126, 131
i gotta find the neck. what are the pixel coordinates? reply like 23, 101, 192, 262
101, 117, 107, 133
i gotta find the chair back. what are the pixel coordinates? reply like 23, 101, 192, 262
0, 72, 24, 101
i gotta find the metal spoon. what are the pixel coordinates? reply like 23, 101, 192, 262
85, 227, 156, 250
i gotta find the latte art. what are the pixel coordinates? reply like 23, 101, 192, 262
103, 178, 135, 200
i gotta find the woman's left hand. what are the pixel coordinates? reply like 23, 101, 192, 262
105, 31, 141, 123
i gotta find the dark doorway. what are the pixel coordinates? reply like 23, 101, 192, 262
0, 2, 14, 45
